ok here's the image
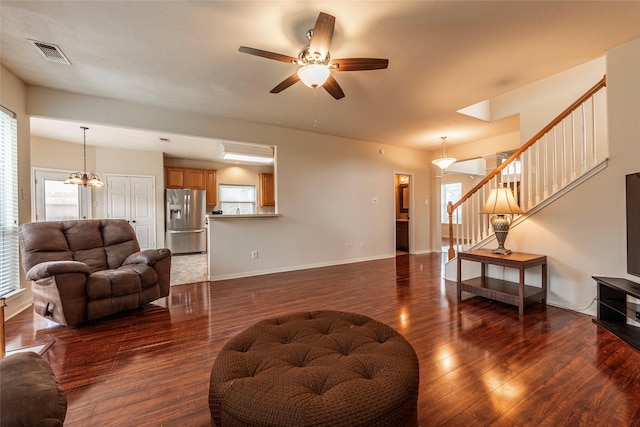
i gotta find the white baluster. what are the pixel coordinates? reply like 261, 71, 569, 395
591, 96, 597, 165
553, 126, 559, 193
543, 134, 549, 199
571, 111, 577, 180
582, 103, 587, 175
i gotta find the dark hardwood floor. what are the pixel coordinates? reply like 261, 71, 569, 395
5, 253, 640, 426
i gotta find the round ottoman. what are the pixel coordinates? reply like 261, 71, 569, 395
0, 352, 67, 427
209, 310, 419, 427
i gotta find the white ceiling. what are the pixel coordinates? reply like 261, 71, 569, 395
2, 1, 639, 160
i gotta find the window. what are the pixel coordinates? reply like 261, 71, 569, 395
218, 184, 256, 214
501, 157, 521, 176
0, 105, 19, 297
441, 182, 462, 224
44, 180, 81, 220
33, 169, 91, 221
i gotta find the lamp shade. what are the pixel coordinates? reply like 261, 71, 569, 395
480, 188, 524, 215
432, 136, 456, 170
297, 64, 331, 88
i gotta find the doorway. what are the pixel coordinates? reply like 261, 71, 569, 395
106, 174, 156, 249
32, 168, 93, 221
395, 174, 411, 254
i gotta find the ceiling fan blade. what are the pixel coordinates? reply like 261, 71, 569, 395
239, 46, 297, 64
309, 12, 335, 59
270, 73, 300, 93
331, 58, 389, 71
323, 75, 345, 100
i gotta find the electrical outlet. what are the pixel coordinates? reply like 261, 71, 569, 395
359, 241, 365, 248
344, 243, 350, 250
251, 250, 258, 259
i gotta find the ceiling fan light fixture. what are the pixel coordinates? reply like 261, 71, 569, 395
297, 64, 330, 88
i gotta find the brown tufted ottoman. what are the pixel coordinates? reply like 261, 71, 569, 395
209, 310, 419, 427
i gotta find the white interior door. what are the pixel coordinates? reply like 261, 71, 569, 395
106, 175, 155, 249
130, 177, 155, 249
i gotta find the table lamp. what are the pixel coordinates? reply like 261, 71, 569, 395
480, 188, 524, 254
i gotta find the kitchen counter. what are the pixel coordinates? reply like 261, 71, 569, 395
206, 214, 280, 220
206, 213, 280, 280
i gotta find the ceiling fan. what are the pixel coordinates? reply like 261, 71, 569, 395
239, 12, 389, 100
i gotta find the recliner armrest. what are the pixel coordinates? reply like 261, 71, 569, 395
26, 261, 91, 281
123, 248, 171, 266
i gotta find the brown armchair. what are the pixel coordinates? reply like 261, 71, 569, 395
19, 219, 171, 326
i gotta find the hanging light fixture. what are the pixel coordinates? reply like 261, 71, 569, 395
64, 126, 104, 188
432, 136, 457, 170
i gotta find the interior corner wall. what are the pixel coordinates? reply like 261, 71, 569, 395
496, 38, 640, 315
1, 65, 33, 319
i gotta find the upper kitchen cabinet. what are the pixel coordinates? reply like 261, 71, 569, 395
259, 173, 275, 207
165, 166, 206, 190
184, 168, 206, 189
206, 169, 217, 206
165, 166, 185, 189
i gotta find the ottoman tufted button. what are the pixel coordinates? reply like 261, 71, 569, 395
209, 310, 419, 427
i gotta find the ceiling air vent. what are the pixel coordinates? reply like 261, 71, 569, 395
29, 40, 72, 65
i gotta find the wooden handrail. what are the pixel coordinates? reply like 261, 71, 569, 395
447, 75, 607, 259
449, 75, 606, 213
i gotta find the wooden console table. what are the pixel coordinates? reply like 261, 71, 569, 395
457, 249, 547, 315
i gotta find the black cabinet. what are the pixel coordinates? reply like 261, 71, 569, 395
396, 221, 408, 251
593, 276, 640, 351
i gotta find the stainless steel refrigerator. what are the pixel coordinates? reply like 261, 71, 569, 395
165, 189, 206, 254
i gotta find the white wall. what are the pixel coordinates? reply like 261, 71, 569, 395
488, 39, 640, 314
491, 57, 607, 143
25, 87, 434, 280
1, 65, 33, 318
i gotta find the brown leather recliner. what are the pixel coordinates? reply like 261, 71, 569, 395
19, 219, 171, 326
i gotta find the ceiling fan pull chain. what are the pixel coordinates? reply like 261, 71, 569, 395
313, 89, 319, 128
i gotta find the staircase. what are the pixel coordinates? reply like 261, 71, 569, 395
445, 76, 608, 261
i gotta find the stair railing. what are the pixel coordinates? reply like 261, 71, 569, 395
446, 76, 607, 260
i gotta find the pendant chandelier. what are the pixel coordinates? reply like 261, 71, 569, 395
432, 136, 457, 170
64, 126, 104, 188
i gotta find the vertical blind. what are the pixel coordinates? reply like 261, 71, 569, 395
0, 105, 19, 297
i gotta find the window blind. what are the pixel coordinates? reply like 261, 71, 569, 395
219, 184, 256, 215
0, 105, 19, 297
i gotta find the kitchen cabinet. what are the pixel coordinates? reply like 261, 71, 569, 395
165, 167, 206, 190
206, 169, 217, 206
165, 167, 185, 189
396, 220, 408, 251
259, 173, 275, 207
184, 168, 206, 189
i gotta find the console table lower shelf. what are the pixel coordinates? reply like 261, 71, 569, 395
457, 249, 547, 315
